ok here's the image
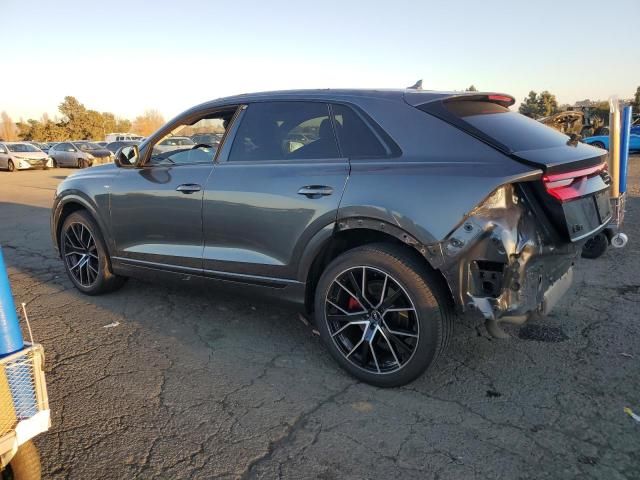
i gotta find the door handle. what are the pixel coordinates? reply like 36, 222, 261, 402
297, 185, 334, 198
176, 184, 202, 194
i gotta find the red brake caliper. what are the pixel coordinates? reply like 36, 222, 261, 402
347, 297, 360, 311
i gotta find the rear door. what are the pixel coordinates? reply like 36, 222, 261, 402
201, 101, 349, 281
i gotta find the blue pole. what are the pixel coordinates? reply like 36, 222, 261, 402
619, 106, 632, 194
0, 246, 24, 357
620, 106, 633, 193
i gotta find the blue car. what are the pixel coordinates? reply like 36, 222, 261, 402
582, 133, 640, 151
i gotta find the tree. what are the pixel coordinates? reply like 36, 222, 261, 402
466, 85, 478, 92
518, 90, 559, 119
1, 111, 17, 141
132, 110, 165, 136
519, 91, 541, 118
633, 86, 640, 111
537, 91, 559, 117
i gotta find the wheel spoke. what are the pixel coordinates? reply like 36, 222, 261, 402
326, 299, 366, 316
369, 339, 381, 373
331, 320, 369, 337
346, 332, 367, 358
377, 326, 401, 366
381, 326, 414, 354
375, 274, 389, 308
379, 288, 403, 312
346, 270, 374, 309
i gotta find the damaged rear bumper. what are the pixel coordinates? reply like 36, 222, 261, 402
428, 185, 583, 326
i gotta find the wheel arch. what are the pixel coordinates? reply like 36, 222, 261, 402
52, 195, 112, 257
300, 220, 453, 314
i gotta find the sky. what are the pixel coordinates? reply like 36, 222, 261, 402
1, 0, 638, 122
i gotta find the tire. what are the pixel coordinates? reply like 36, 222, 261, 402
51, 158, 58, 168
7, 160, 15, 172
78, 159, 87, 168
4, 441, 41, 480
581, 233, 608, 259
60, 210, 126, 295
591, 141, 606, 149
314, 243, 454, 387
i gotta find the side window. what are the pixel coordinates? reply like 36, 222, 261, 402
148, 109, 236, 166
0, 144, 6, 154
332, 104, 387, 158
57, 143, 71, 151
228, 102, 339, 161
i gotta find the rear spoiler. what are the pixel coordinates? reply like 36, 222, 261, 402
404, 91, 516, 108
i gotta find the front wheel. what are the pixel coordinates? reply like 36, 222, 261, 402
60, 211, 126, 295
314, 243, 453, 387
2, 441, 41, 480
591, 141, 606, 150
7, 160, 15, 172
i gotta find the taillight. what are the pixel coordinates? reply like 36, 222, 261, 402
542, 163, 607, 202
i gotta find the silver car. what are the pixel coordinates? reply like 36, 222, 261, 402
0, 142, 52, 171
48, 141, 114, 168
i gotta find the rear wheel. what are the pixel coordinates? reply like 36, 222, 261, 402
2, 441, 41, 480
581, 232, 608, 259
314, 243, 453, 387
7, 160, 15, 172
60, 211, 126, 295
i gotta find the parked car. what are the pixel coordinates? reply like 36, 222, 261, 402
51, 89, 612, 386
105, 133, 143, 143
152, 136, 195, 154
582, 133, 640, 152
27, 141, 53, 153
191, 133, 223, 148
48, 141, 114, 168
0, 142, 52, 171
105, 140, 141, 154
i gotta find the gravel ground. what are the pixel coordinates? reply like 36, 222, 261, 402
0, 159, 638, 480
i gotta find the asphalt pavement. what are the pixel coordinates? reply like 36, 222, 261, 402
0, 161, 638, 479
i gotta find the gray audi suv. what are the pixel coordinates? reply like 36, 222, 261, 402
51, 89, 611, 386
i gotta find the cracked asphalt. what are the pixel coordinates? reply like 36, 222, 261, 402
0, 159, 638, 479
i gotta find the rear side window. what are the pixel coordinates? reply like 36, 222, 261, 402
442, 100, 570, 152
229, 102, 339, 161
332, 104, 387, 158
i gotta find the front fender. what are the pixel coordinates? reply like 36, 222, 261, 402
51, 191, 113, 257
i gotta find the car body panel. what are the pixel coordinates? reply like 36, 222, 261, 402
202, 158, 349, 279
109, 164, 215, 271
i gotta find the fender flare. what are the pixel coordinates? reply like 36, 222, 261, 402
52, 193, 113, 257
296, 217, 444, 284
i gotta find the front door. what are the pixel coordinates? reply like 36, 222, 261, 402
110, 108, 237, 272
202, 101, 349, 281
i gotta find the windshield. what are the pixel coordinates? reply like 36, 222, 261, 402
75, 142, 103, 151
7, 143, 40, 152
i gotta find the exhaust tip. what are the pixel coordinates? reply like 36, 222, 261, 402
611, 233, 628, 249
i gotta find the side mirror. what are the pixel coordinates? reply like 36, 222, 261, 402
115, 145, 139, 168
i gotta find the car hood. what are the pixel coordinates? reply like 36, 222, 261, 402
13, 152, 48, 159
83, 149, 112, 158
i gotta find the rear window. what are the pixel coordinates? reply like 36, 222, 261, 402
332, 104, 387, 158
441, 100, 571, 152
